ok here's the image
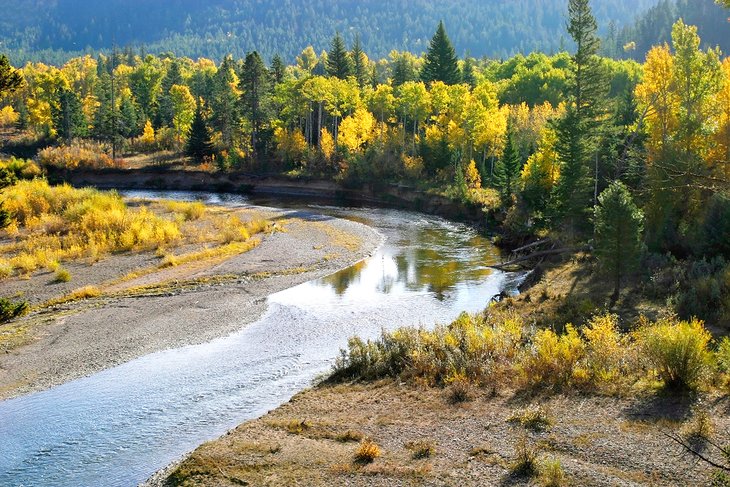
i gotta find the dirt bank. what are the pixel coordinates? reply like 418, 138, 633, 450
0, 206, 382, 400
149, 380, 728, 486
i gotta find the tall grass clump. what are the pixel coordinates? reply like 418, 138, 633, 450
37, 141, 120, 170
636, 317, 712, 391
0, 180, 181, 277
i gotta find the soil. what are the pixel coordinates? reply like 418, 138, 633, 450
146, 380, 729, 486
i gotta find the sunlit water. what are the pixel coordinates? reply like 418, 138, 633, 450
0, 192, 523, 487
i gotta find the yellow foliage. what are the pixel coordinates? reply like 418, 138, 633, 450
464, 160, 482, 190
339, 108, 376, 152
0, 180, 183, 277
401, 154, 424, 178
0, 106, 19, 128
141, 120, 156, 145
320, 127, 335, 161
274, 127, 308, 167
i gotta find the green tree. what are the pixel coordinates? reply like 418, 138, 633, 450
270, 54, 286, 86
186, 103, 214, 162
551, 0, 607, 234
461, 57, 477, 87
0, 55, 22, 96
351, 34, 369, 88
594, 181, 643, 303
421, 21, 461, 85
241, 51, 271, 157
52, 87, 87, 141
327, 32, 353, 80
210, 56, 241, 148
156, 60, 183, 128
495, 125, 521, 203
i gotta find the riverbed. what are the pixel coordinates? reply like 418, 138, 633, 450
0, 193, 521, 486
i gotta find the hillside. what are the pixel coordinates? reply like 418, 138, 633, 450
2, 0, 660, 64
606, 0, 730, 59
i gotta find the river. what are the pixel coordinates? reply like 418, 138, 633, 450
0, 192, 522, 486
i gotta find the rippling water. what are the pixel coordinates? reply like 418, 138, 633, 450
0, 192, 522, 487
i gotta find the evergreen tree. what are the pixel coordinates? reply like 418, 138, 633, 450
210, 56, 240, 148
241, 51, 270, 157
52, 87, 87, 142
594, 181, 643, 303
326, 32, 353, 79
351, 34, 368, 88
186, 103, 214, 162
461, 56, 477, 87
92, 73, 122, 144
421, 21, 461, 85
550, 0, 607, 234
119, 94, 140, 137
495, 125, 522, 203
270, 54, 286, 86
0, 55, 22, 96
392, 54, 416, 87
156, 60, 183, 128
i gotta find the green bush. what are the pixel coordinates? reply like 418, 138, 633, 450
0, 297, 30, 323
636, 318, 713, 390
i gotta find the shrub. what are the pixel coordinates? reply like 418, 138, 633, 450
0, 297, 29, 323
54, 267, 71, 283
354, 439, 381, 464
582, 314, 635, 387
335, 430, 364, 443
539, 457, 567, 487
636, 317, 712, 390
38, 141, 119, 170
520, 325, 585, 389
510, 436, 539, 477
405, 440, 436, 459
447, 374, 473, 404
508, 404, 553, 432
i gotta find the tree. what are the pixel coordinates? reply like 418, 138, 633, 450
495, 124, 521, 203
210, 56, 241, 148
241, 51, 270, 157
0, 55, 21, 229
52, 87, 87, 141
351, 34, 369, 89
186, 103, 214, 162
594, 181, 643, 303
0, 55, 22, 96
170, 84, 196, 142
550, 0, 607, 234
156, 60, 183, 128
327, 32, 353, 80
461, 57, 477, 87
270, 54, 286, 86
421, 21, 461, 85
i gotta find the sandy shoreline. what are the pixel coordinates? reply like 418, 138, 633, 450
0, 206, 382, 401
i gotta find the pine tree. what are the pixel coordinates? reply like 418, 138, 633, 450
210, 56, 240, 148
0, 55, 22, 96
421, 21, 461, 85
495, 125, 522, 203
550, 0, 607, 234
351, 34, 368, 89
186, 103, 214, 162
270, 54, 286, 86
92, 74, 122, 144
326, 32, 353, 79
52, 88, 87, 142
241, 51, 270, 157
594, 181, 643, 303
461, 56, 477, 87
156, 60, 183, 128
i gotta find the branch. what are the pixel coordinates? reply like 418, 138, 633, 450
664, 431, 730, 472
491, 247, 575, 270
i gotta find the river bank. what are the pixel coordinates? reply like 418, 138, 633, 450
0, 202, 382, 400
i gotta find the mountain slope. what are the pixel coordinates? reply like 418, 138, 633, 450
2, 0, 660, 64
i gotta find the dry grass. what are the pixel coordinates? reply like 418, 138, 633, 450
508, 404, 554, 432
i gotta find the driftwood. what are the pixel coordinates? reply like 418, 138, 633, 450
490, 247, 574, 270
510, 238, 553, 255
664, 431, 730, 473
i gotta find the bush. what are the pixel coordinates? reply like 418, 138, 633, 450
354, 439, 381, 464
520, 325, 585, 389
508, 404, 553, 432
54, 267, 71, 283
539, 457, 567, 487
38, 141, 120, 170
405, 440, 436, 459
0, 297, 29, 323
510, 436, 539, 477
636, 317, 712, 390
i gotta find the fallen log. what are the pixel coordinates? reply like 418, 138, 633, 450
510, 238, 553, 255
490, 247, 574, 270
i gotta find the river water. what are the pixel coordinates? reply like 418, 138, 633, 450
0, 192, 522, 487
